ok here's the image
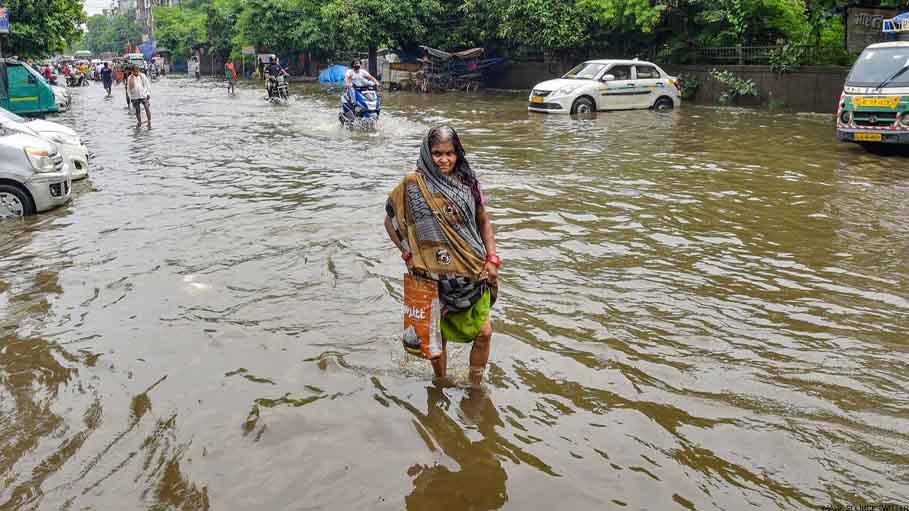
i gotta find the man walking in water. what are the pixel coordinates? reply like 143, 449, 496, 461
225, 57, 238, 96
127, 66, 152, 128
100, 63, 113, 97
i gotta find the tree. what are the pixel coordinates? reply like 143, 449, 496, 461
235, 0, 323, 57
153, 5, 207, 62
205, 0, 243, 60
320, 0, 442, 74
84, 12, 143, 55
2, 0, 86, 58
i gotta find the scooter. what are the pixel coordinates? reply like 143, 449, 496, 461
339, 83, 381, 130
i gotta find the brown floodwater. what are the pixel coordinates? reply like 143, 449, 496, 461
1, 78, 908, 510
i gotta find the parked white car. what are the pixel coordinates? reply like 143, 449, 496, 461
529, 59, 681, 114
51, 85, 71, 112
0, 107, 89, 180
0, 130, 71, 218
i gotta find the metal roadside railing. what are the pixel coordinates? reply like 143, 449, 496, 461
693, 45, 814, 65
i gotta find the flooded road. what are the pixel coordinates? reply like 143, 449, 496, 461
1, 78, 907, 510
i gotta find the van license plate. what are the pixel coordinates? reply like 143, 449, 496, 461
854, 96, 900, 109
855, 133, 883, 142
531, 96, 544, 104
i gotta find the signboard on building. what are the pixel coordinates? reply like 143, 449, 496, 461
0, 6, 10, 35
847, 7, 899, 53
242, 46, 255, 55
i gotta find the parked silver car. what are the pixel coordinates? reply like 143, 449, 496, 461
0, 107, 89, 180
0, 129, 71, 218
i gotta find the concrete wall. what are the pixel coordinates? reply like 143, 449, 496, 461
487, 61, 567, 90
664, 65, 849, 113
488, 61, 851, 113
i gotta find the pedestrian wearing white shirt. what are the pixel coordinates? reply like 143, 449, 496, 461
127, 66, 152, 128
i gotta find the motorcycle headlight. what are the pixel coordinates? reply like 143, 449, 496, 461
45, 132, 80, 146
24, 147, 56, 172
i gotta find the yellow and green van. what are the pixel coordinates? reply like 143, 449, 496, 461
0, 58, 60, 117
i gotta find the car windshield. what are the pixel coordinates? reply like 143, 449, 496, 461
847, 47, 909, 87
562, 63, 606, 80
0, 107, 26, 124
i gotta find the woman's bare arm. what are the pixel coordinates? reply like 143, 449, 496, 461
477, 205, 498, 284
385, 215, 414, 271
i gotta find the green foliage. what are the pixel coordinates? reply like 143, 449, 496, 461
108, 0, 882, 75
84, 12, 143, 55
153, 6, 208, 62
710, 69, 758, 105
3, 0, 86, 58
494, 0, 590, 53
768, 39, 807, 74
678, 74, 700, 100
320, 0, 441, 52
691, 0, 804, 47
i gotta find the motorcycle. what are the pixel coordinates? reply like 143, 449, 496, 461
66, 71, 87, 87
339, 83, 381, 130
268, 74, 289, 103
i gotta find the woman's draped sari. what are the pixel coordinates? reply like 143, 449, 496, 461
386, 136, 495, 315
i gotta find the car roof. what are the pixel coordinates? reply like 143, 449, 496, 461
584, 59, 661, 67
866, 42, 909, 49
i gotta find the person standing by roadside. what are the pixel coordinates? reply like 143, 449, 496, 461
225, 57, 238, 96
384, 125, 500, 386
42, 64, 53, 82
127, 66, 152, 129
100, 63, 113, 97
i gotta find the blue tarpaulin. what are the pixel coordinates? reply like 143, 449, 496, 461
319, 64, 348, 84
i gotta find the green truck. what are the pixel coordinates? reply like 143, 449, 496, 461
0, 58, 60, 116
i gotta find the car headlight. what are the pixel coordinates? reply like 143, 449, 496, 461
552, 86, 581, 97
839, 110, 852, 125
24, 147, 56, 172
45, 132, 80, 146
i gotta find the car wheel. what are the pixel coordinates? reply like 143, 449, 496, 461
654, 97, 675, 111
0, 184, 36, 219
571, 97, 596, 115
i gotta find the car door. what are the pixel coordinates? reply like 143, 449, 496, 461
598, 64, 636, 110
634, 64, 664, 108
7, 65, 40, 114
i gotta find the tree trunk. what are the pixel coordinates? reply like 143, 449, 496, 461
368, 45, 378, 77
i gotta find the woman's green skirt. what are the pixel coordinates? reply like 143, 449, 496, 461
440, 290, 491, 343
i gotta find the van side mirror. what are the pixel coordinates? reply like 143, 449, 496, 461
601, 74, 616, 82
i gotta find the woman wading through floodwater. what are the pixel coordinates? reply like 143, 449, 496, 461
385, 126, 500, 385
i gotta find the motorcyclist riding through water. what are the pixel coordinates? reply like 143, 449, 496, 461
340, 59, 379, 123
266, 58, 289, 98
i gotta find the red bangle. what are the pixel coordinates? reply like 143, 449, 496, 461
485, 253, 501, 268
402, 252, 412, 262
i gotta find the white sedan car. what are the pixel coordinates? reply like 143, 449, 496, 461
529, 59, 681, 114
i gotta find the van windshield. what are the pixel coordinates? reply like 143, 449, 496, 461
847, 47, 909, 87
